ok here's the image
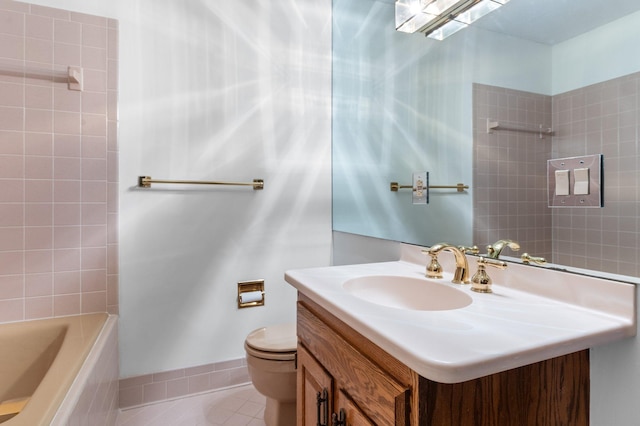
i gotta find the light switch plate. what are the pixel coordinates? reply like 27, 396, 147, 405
412, 172, 428, 205
548, 154, 603, 208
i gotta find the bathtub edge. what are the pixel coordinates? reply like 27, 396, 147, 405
49, 314, 119, 426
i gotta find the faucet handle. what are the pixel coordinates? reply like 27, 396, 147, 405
458, 245, 479, 255
421, 249, 443, 279
471, 257, 507, 293
521, 253, 547, 265
423, 243, 471, 284
426, 254, 443, 279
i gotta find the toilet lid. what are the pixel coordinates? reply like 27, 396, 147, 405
245, 323, 297, 353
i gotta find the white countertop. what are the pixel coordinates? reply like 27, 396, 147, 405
285, 248, 636, 383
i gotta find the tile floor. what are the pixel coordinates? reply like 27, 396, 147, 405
116, 384, 266, 426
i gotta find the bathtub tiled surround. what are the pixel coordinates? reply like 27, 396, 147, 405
474, 74, 640, 277
119, 358, 250, 409
0, 0, 120, 423
52, 316, 119, 425
0, 0, 119, 322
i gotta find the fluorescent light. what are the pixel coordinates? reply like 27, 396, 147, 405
457, 0, 501, 25
427, 20, 468, 40
396, 1, 436, 33
396, 0, 509, 40
424, 0, 461, 15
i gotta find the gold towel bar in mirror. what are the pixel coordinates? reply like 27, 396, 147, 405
390, 182, 468, 192
138, 176, 264, 190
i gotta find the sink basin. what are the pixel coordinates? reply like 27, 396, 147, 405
343, 275, 473, 311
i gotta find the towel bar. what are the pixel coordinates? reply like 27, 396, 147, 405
138, 176, 264, 190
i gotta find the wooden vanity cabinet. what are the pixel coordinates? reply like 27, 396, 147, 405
297, 297, 410, 425
297, 343, 334, 426
296, 293, 590, 426
297, 344, 378, 426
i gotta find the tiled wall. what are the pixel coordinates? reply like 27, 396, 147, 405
474, 74, 640, 277
472, 84, 553, 259
0, 0, 118, 322
552, 72, 640, 276
118, 358, 250, 409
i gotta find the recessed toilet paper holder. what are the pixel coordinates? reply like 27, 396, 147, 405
238, 280, 265, 309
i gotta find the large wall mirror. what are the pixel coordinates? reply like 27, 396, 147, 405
333, 0, 640, 278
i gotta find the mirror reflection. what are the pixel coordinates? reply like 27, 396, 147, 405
332, 0, 640, 278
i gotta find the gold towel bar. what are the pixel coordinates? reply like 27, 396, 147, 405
138, 176, 264, 190
390, 182, 468, 192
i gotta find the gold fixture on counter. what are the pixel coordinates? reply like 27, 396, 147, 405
521, 253, 547, 265
471, 257, 507, 293
424, 251, 444, 279
390, 182, 468, 192
486, 239, 520, 259
138, 176, 264, 190
422, 243, 471, 284
237, 280, 265, 309
425, 245, 478, 280
459, 245, 479, 254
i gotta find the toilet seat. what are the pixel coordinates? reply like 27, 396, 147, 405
245, 323, 297, 361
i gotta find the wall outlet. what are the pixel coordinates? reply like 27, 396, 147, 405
412, 172, 429, 204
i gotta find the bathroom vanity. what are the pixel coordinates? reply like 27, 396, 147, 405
297, 293, 588, 425
286, 246, 636, 425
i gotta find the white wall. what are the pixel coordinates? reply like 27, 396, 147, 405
552, 9, 640, 94
24, 0, 333, 377
550, 11, 640, 425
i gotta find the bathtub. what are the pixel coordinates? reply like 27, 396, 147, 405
0, 313, 114, 426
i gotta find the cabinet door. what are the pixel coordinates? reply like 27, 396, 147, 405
297, 344, 333, 426
298, 302, 411, 425
335, 389, 375, 426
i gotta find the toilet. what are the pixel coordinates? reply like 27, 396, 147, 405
245, 323, 297, 426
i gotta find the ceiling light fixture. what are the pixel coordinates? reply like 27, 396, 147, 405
396, 0, 510, 40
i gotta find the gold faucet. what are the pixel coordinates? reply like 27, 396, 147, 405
521, 253, 547, 265
424, 251, 443, 279
471, 257, 508, 293
486, 239, 520, 259
422, 243, 470, 284
458, 245, 480, 255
